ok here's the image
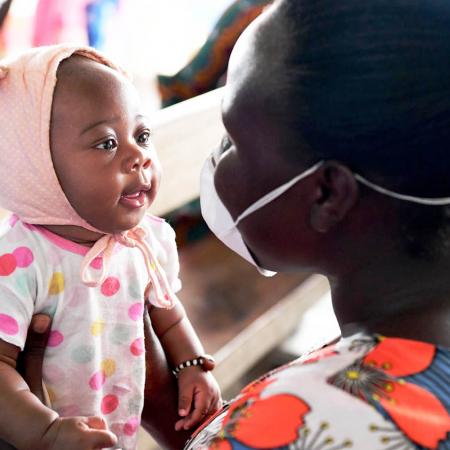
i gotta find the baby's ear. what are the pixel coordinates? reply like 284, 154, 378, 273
309, 161, 358, 233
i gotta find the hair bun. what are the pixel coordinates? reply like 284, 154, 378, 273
0, 65, 9, 80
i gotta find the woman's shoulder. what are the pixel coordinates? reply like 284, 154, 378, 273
185, 334, 450, 449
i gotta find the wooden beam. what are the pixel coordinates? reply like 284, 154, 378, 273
150, 88, 225, 216
213, 274, 330, 392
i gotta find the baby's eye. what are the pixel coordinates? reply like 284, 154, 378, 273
95, 138, 117, 151
137, 130, 151, 145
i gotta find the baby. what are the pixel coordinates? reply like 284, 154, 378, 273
0, 45, 221, 450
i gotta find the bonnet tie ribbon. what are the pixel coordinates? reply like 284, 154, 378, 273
80, 226, 175, 309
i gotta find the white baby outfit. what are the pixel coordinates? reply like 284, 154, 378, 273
0, 214, 181, 450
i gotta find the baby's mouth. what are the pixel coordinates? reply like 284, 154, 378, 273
120, 185, 151, 209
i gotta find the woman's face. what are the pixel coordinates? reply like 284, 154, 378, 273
212, 7, 323, 272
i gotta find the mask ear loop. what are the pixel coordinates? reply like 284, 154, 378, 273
230, 158, 450, 225
234, 161, 325, 227
354, 174, 450, 206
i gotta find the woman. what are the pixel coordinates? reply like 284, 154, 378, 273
189, 0, 450, 447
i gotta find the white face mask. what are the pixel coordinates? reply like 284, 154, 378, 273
200, 155, 450, 276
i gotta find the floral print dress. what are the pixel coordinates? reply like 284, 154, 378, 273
185, 334, 450, 450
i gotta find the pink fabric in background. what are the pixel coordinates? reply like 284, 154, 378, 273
0, 44, 124, 230
33, 0, 90, 47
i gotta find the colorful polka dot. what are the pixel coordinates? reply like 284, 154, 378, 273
48, 330, 64, 347
0, 253, 16, 276
128, 302, 144, 321
128, 278, 142, 299
123, 416, 139, 436
101, 359, 116, 377
101, 394, 119, 414
130, 337, 144, 356
71, 345, 95, 364
12, 247, 33, 268
111, 324, 130, 344
0, 314, 18, 335
48, 272, 64, 295
90, 257, 103, 270
89, 371, 106, 390
91, 320, 105, 337
101, 276, 120, 297
14, 273, 30, 297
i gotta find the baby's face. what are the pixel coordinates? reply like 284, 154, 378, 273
50, 56, 160, 234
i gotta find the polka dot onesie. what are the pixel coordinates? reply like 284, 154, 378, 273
0, 213, 181, 450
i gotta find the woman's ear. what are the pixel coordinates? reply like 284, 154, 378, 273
309, 161, 358, 233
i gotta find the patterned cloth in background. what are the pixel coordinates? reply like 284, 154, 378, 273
32, 0, 90, 46
185, 333, 450, 449
157, 0, 272, 107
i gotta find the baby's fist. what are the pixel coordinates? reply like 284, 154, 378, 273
175, 367, 222, 431
40, 415, 117, 450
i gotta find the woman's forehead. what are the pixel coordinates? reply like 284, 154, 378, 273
224, 7, 288, 124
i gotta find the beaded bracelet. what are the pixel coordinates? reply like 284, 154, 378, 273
172, 355, 216, 377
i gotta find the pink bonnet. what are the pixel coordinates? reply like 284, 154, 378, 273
0, 45, 177, 309
0, 44, 125, 230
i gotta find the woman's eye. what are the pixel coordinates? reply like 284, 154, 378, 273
137, 130, 151, 145
95, 138, 117, 151
220, 135, 233, 152
212, 135, 233, 164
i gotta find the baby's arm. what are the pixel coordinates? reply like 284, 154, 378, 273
150, 302, 204, 365
0, 338, 117, 450
150, 303, 222, 430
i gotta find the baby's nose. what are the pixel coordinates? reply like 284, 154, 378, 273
132, 155, 151, 171
124, 147, 152, 173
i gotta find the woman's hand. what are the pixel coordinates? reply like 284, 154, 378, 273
16, 314, 53, 405
0, 314, 52, 450
141, 308, 193, 449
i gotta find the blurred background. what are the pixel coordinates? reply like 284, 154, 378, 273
0, 0, 236, 112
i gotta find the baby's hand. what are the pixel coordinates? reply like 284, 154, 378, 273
175, 367, 222, 431
40, 416, 117, 450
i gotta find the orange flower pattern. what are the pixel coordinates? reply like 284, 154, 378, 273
184, 334, 449, 450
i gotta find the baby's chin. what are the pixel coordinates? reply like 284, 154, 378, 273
88, 207, 151, 235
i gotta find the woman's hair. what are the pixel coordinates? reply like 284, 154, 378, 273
274, 0, 450, 258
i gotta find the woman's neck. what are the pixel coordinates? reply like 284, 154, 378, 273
41, 224, 104, 247
330, 258, 450, 347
